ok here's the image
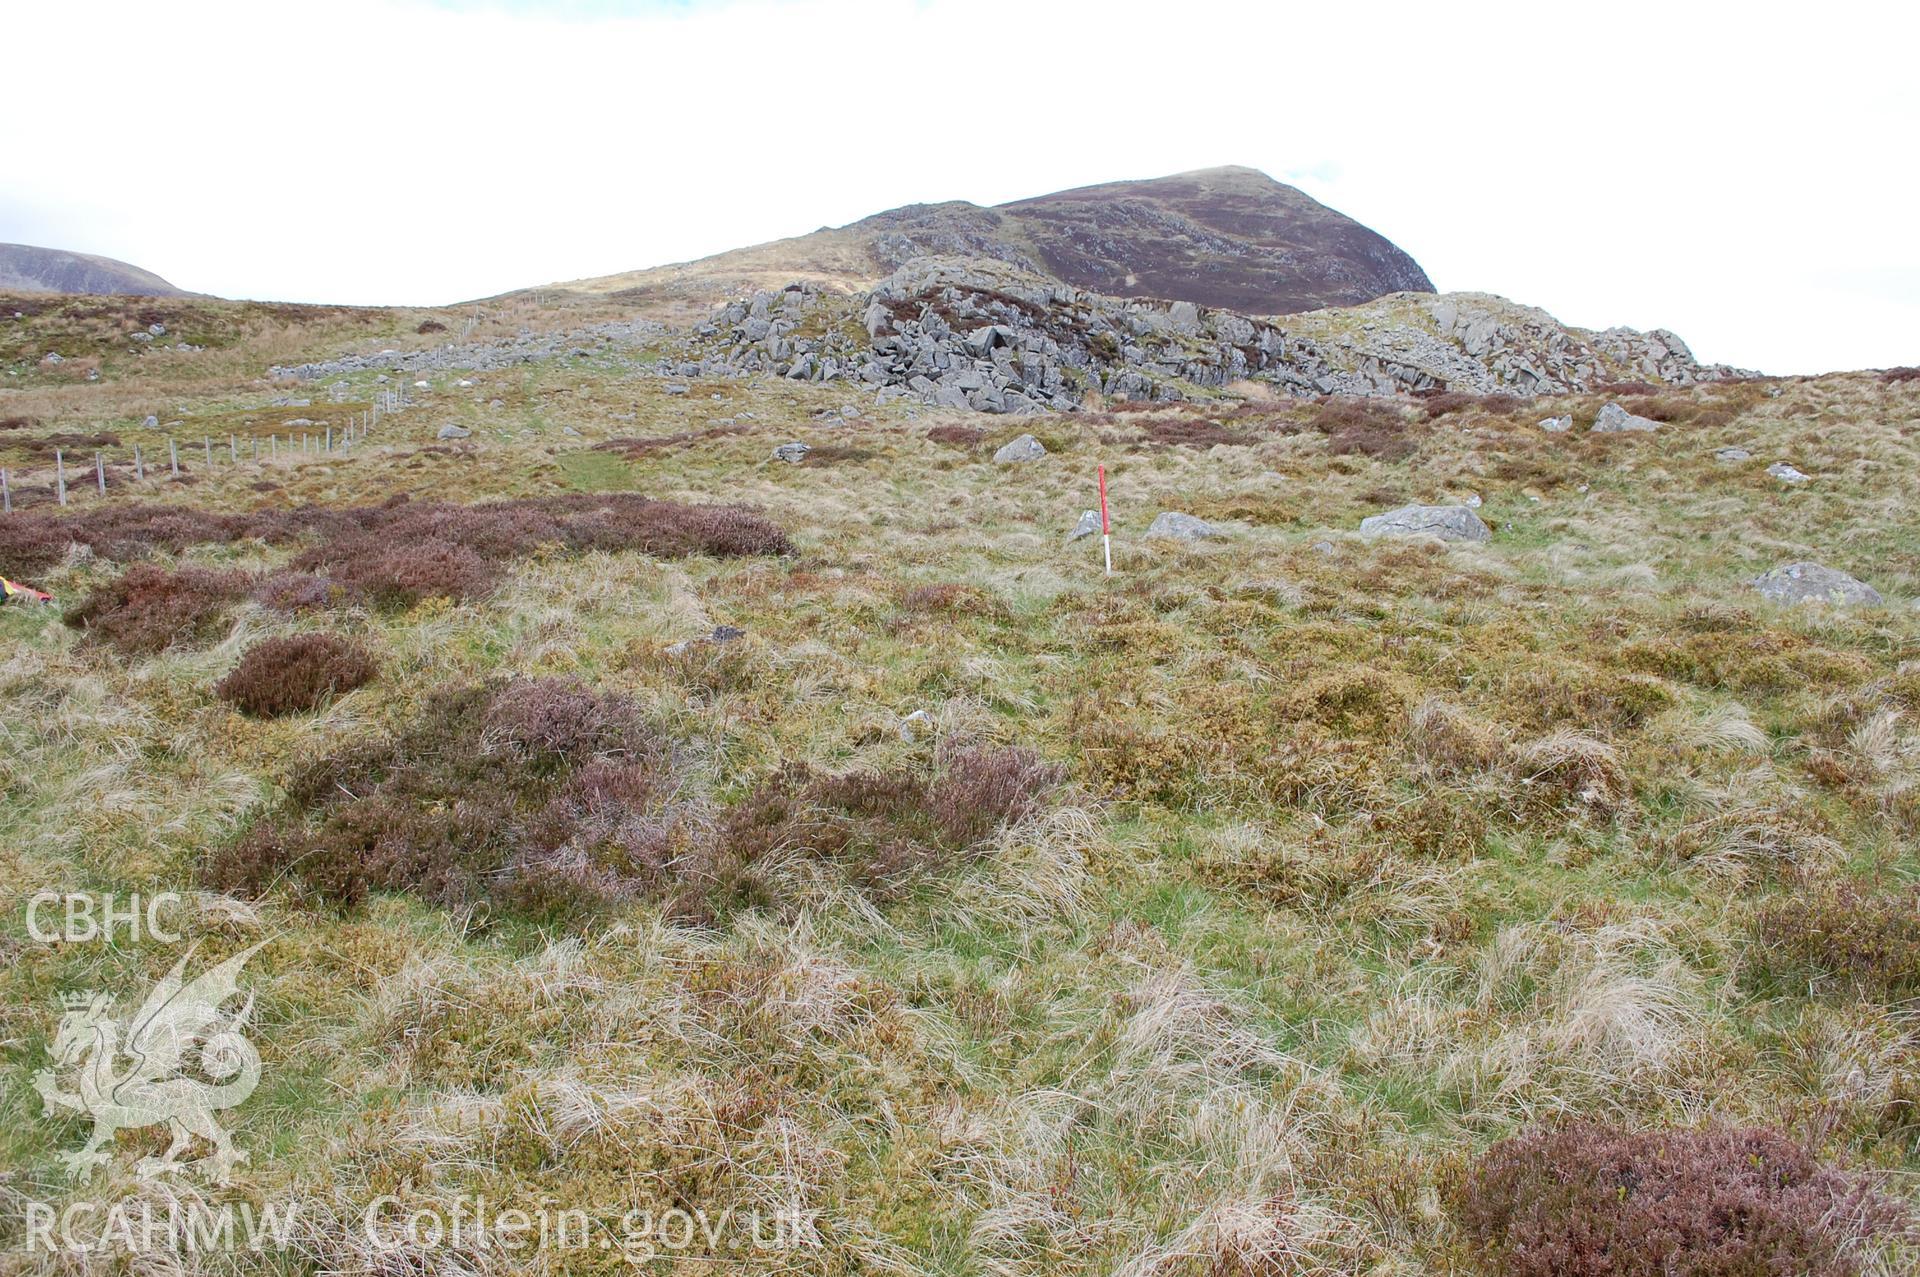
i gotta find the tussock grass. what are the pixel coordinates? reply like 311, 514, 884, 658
3, 307, 1918, 1273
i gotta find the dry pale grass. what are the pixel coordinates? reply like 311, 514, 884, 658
3, 311, 1917, 1276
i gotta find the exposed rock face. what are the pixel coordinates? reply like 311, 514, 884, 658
1146, 512, 1220, 540
1716, 447, 1752, 462
1592, 402, 1662, 432
993, 433, 1047, 463
663, 259, 1744, 415
0, 242, 188, 296
279, 262, 1744, 424
1359, 504, 1492, 542
1752, 562, 1882, 607
1287, 293, 1744, 396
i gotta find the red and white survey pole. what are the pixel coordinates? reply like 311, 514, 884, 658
1097, 464, 1112, 576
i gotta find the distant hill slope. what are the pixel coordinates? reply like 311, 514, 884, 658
996, 166, 1433, 312
0, 243, 187, 296
529, 166, 1432, 320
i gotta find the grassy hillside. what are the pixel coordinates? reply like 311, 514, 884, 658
2, 294, 1917, 1275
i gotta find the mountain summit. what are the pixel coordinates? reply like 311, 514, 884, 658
536, 166, 1432, 318
994, 165, 1432, 312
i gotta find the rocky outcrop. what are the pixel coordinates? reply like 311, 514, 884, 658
661, 258, 1747, 414
1285, 293, 1750, 398
275, 261, 1745, 422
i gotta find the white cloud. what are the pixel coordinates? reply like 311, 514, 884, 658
3, 0, 1914, 373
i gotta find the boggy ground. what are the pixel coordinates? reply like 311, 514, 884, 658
2, 293, 1919, 1275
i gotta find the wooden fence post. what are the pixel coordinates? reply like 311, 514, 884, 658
2, 468, 10, 514
134, 444, 144, 481
204, 438, 212, 468
56, 450, 67, 505
170, 438, 179, 476
95, 452, 105, 495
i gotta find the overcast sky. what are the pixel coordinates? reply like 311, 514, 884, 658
4, 0, 1914, 374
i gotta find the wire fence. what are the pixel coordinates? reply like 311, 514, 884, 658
1, 386, 413, 515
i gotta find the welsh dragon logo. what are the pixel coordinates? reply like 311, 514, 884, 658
33, 940, 267, 1185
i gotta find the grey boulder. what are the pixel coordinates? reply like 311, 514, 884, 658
1716, 447, 1752, 462
1591, 402, 1660, 432
1359, 504, 1492, 542
1752, 562, 1881, 607
1146, 511, 1220, 541
1766, 462, 1812, 483
1067, 509, 1101, 542
1539, 415, 1572, 433
772, 441, 811, 464
994, 433, 1047, 463
436, 424, 471, 440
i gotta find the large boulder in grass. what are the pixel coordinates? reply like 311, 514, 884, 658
1359, 503, 1491, 542
1146, 511, 1220, 540
1591, 401, 1660, 432
993, 433, 1046, 463
1752, 562, 1882, 607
